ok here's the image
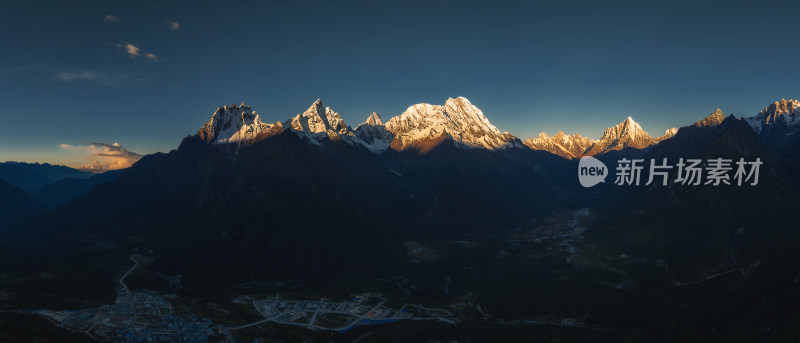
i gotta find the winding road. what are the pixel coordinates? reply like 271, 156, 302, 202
119, 255, 138, 293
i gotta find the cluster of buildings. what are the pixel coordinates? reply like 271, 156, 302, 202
246, 293, 454, 333
33, 288, 221, 342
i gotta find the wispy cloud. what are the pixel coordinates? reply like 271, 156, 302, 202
59, 142, 142, 172
114, 43, 159, 63
143, 52, 159, 63
166, 20, 180, 30
55, 70, 145, 87
117, 43, 140, 59
104, 14, 119, 23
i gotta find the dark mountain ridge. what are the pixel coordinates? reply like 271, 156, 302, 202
8, 129, 574, 286
0, 162, 92, 192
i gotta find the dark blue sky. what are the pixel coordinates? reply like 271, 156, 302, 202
2, 0, 799, 167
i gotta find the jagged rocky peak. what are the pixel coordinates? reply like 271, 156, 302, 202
385, 97, 519, 152
763, 99, 800, 116
744, 98, 800, 146
695, 108, 726, 128
197, 102, 282, 144
355, 112, 393, 153
523, 130, 596, 159
657, 127, 679, 142
603, 116, 652, 142
287, 99, 350, 135
750, 99, 800, 125
363, 112, 384, 126
584, 116, 656, 155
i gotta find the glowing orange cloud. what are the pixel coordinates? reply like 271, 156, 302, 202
59, 142, 142, 172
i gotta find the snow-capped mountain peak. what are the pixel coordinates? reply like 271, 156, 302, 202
524, 116, 675, 158
442, 97, 503, 136
523, 131, 595, 159
197, 102, 282, 144
744, 98, 800, 150
385, 97, 519, 152
287, 99, 350, 135
364, 112, 384, 126
585, 116, 656, 155
764, 99, 800, 116
605, 116, 647, 140
746, 99, 800, 133
657, 127, 679, 142
355, 112, 393, 152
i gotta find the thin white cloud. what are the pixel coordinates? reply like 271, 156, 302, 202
104, 14, 119, 23
166, 20, 180, 30
59, 142, 142, 172
57, 70, 104, 81
55, 70, 144, 87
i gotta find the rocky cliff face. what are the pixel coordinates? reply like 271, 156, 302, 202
695, 108, 726, 128
354, 112, 394, 152
197, 102, 283, 144
745, 99, 800, 151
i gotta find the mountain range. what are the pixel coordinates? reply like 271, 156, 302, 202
523, 117, 678, 159
7, 96, 798, 251
196, 97, 521, 154
191, 96, 800, 160
3, 96, 800, 341
191, 96, 678, 160
0, 162, 92, 192
4, 96, 799, 232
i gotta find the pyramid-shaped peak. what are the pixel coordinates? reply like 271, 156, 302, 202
364, 112, 384, 126
287, 99, 350, 136
584, 116, 655, 155
614, 116, 643, 131
695, 107, 726, 128
623, 116, 641, 127
305, 99, 325, 112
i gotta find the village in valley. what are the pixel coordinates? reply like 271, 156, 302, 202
14, 255, 456, 342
